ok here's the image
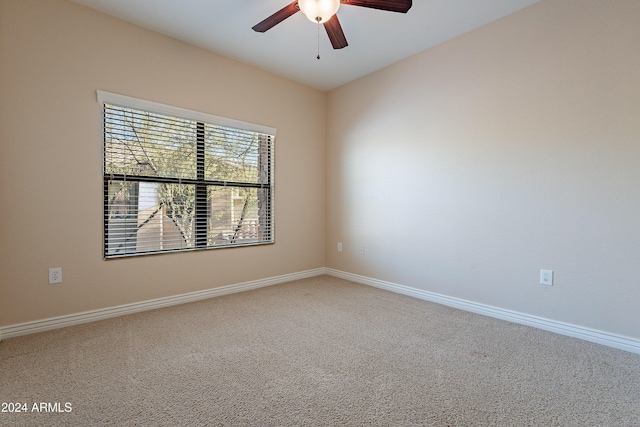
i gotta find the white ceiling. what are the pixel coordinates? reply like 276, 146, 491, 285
70, 0, 541, 92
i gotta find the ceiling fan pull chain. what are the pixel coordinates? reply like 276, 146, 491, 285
317, 18, 321, 60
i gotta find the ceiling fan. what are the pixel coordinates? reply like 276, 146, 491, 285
252, 0, 413, 50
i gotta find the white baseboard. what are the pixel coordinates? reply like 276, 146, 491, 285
325, 268, 640, 355
0, 268, 326, 341
3, 267, 639, 355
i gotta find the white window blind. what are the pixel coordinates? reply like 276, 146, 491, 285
99, 91, 275, 258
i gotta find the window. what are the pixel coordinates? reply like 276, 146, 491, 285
98, 91, 275, 258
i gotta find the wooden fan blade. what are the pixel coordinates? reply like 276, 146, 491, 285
324, 14, 348, 49
341, 0, 412, 13
252, 1, 300, 32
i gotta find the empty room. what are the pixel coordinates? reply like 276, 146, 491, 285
1, 0, 639, 425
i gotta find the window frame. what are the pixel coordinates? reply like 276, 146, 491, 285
98, 90, 276, 259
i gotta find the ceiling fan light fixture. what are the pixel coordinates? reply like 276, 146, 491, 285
298, 0, 340, 24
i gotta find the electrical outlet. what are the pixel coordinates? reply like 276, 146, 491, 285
337, 242, 342, 252
540, 269, 553, 286
49, 267, 62, 284
360, 245, 365, 255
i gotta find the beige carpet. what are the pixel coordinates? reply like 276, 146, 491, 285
1, 275, 639, 426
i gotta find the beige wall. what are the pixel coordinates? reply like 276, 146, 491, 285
327, 0, 640, 340
0, 0, 326, 326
